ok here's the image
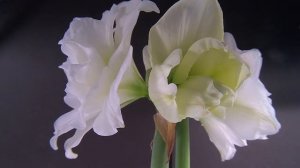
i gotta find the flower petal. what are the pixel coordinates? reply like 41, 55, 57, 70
137, 0, 160, 13
92, 47, 135, 136
224, 78, 281, 139
224, 32, 240, 55
172, 38, 224, 84
224, 32, 262, 78
201, 114, 247, 161
113, 0, 159, 47
148, 49, 182, 123
224, 33, 280, 134
142, 46, 152, 71
50, 110, 84, 151
215, 33, 281, 141
148, 0, 223, 66
173, 38, 249, 90
60, 16, 115, 64
64, 121, 93, 159
222, 104, 276, 140
176, 76, 223, 120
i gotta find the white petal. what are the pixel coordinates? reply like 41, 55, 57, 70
50, 110, 84, 151
222, 104, 276, 140
172, 38, 224, 84
60, 42, 89, 64
230, 78, 281, 137
224, 32, 240, 54
138, 0, 160, 13
222, 33, 280, 141
148, 0, 223, 66
201, 114, 247, 161
176, 77, 223, 120
224, 33, 263, 78
64, 121, 93, 159
92, 107, 121, 136
148, 49, 182, 123
63, 93, 80, 109
223, 32, 280, 137
93, 47, 134, 135
240, 49, 262, 78
113, 0, 159, 46
53, 110, 85, 131
60, 17, 115, 64
142, 46, 152, 71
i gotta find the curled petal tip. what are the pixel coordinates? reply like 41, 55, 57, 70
65, 149, 78, 159
140, 0, 160, 13
50, 136, 59, 150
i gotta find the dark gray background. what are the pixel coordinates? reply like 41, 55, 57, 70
0, 0, 299, 167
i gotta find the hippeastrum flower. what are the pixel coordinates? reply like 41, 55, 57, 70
50, 0, 159, 159
144, 0, 281, 161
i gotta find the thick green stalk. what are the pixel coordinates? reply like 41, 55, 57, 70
151, 130, 169, 168
175, 119, 190, 168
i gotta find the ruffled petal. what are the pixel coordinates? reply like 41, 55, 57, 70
173, 38, 249, 90
148, 49, 182, 123
92, 47, 134, 136
224, 32, 240, 55
176, 76, 223, 120
213, 32, 280, 144
221, 104, 276, 140
226, 78, 281, 139
225, 32, 262, 78
201, 114, 247, 161
148, 0, 223, 66
50, 110, 84, 151
60, 17, 115, 64
64, 120, 93, 159
172, 38, 224, 84
223, 33, 280, 135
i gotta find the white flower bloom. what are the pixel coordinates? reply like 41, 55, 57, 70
145, 0, 280, 161
50, 0, 159, 159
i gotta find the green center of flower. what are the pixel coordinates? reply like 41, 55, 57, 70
172, 39, 250, 91
167, 40, 251, 119
189, 48, 249, 90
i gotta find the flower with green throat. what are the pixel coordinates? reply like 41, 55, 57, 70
144, 0, 281, 161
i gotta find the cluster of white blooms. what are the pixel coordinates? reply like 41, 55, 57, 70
51, 0, 280, 161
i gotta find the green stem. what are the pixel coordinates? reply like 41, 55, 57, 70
175, 119, 190, 168
151, 130, 169, 168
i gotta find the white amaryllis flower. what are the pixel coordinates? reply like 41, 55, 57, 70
50, 0, 159, 159
145, 0, 280, 161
